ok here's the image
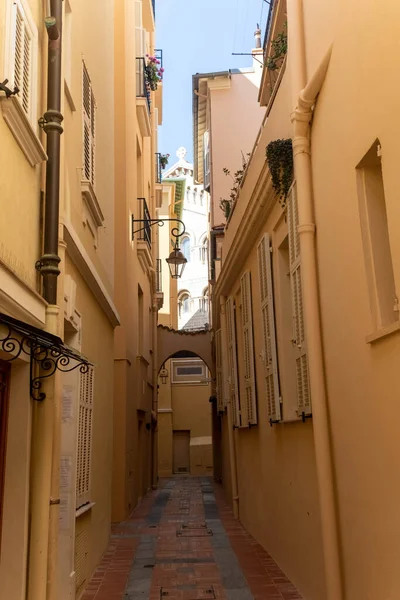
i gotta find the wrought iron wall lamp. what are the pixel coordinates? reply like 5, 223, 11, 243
132, 217, 187, 279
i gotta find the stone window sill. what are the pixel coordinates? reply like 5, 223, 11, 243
366, 320, 400, 344
75, 501, 95, 518
81, 180, 104, 248
0, 96, 47, 167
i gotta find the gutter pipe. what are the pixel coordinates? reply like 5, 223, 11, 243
28, 2, 63, 598
288, 2, 343, 598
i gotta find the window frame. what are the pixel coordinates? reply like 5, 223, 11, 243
171, 359, 209, 385
82, 60, 96, 187
4, 0, 38, 125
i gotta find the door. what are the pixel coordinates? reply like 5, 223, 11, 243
173, 431, 190, 474
0, 361, 10, 547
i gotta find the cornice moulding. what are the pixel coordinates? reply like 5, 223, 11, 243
0, 96, 47, 167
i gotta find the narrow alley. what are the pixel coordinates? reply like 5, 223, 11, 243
81, 478, 302, 600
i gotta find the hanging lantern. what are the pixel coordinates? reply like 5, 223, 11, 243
166, 245, 187, 279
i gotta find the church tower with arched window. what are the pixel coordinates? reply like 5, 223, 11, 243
162, 147, 210, 330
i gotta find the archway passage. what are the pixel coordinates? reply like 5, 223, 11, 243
157, 325, 214, 378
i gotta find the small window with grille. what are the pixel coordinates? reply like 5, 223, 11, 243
5, 0, 38, 124
82, 61, 96, 187
171, 359, 208, 385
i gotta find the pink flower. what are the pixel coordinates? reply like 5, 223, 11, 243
160, 67, 165, 72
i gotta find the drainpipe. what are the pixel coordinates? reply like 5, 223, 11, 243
151, 298, 159, 489
288, 3, 342, 598
28, 2, 63, 599
220, 295, 239, 518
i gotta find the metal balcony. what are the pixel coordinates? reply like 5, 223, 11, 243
133, 198, 152, 248
136, 57, 151, 113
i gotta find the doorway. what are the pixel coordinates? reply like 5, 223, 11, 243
0, 360, 10, 547
173, 430, 190, 474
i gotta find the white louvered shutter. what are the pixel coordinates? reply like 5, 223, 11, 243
215, 329, 224, 412
257, 234, 281, 422
9, 0, 37, 121
226, 298, 241, 427
135, 1, 144, 96
240, 272, 257, 425
287, 184, 311, 416
76, 367, 94, 508
82, 62, 96, 186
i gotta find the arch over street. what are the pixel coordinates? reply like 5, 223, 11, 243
157, 325, 214, 377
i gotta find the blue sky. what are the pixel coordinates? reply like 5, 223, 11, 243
156, 0, 268, 163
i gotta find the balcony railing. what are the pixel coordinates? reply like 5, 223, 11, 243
156, 258, 162, 292
154, 48, 163, 70
133, 198, 152, 248
152, 0, 156, 18
155, 152, 162, 184
136, 57, 151, 112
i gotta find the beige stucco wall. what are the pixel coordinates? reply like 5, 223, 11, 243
303, 1, 400, 597
208, 72, 264, 227
112, 0, 158, 522
209, 54, 325, 600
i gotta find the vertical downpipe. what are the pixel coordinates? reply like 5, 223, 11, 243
27, 2, 63, 599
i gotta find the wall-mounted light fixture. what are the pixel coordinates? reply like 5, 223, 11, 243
132, 216, 187, 279
159, 365, 169, 384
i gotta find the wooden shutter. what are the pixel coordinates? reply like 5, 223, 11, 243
215, 329, 224, 412
287, 184, 311, 416
226, 298, 240, 427
240, 272, 257, 425
76, 367, 94, 509
82, 62, 96, 186
11, 0, 35, 119
257, 234, 281, 422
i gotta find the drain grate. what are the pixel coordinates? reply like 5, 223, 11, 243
176, 528, 213, 537
160, 586, 216, 599
181, 522, 207, 529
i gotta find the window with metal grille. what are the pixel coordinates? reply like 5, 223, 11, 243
5, 0, 38, 123
76, 367, 94, 509
82, 62, 96, 186
172, 359, 208, 384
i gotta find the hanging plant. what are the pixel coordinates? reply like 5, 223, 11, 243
145, 55, 164, 91
159, 153, 170, 170
266, 27, 287, 71
219, 152, 251, 221
266, 138, 293, 204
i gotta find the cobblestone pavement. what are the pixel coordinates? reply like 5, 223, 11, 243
82, 477, 303, 600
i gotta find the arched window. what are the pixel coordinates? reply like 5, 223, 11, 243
181, 236, 191, 261
200, 288, 209, 313
199, 235, 208, 264
178, 292, 191, 317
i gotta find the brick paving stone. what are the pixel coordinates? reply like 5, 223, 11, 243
81, 477, 303, 600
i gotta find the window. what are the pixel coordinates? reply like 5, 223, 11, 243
178, 292, 191, 317
357, 140, 398, 329
215, 329, 224, 412
76, 367, 94, 509
240, 272, 257, 425
257, 233, 281, 422
200, 288, 209, 313
82, 61, 96, 186
226, 297, 241, 427
5, 0, 38, 123
181, 237, 191, 261
287, 184, 311, 417
138, 285, 144, 353
172, 359, 208, 384
199, 236, 208, 264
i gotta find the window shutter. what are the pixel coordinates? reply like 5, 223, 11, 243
76, 367, 94, 509
226, 298, 240, 427
9, 0, 36, 121
82, 62, 96, 187
287, 184, 311, 416
215, 329, 224, 412
240, 272, 257, 425
257, 233, 281, 422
